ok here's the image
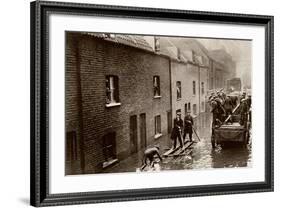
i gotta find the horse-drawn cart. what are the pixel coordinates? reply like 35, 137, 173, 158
211, 109, 251, 148
211, 121, 250, 148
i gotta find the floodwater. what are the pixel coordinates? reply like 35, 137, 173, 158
104, 113, 252, 174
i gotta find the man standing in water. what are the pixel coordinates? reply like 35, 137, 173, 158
183, 111, 194, 142
171, 112, 184, 149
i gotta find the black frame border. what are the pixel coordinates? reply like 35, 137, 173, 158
30, 0, 274, 207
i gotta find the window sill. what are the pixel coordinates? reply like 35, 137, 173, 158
177, 98, 182, 101
102, 158, 118, 169
153, 95, 162, 99
154, 133, 162, 139
105, 102, 121, 108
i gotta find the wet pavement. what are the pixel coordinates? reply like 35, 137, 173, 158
104, 113, 252, 173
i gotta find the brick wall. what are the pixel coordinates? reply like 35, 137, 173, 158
65, 33, 171, 174
65, 34, 83, 175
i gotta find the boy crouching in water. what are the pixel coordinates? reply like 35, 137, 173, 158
140, 145, 162, 171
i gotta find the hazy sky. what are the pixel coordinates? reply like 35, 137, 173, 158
197, 38, 252, 86
143, 35, 252, 86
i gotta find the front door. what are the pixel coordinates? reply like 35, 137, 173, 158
130, 115, 138, 154
139, 113, 147, 149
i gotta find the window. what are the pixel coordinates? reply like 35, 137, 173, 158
184, 103, 187, 115
188, 102, 191, 111
177, 48, 181, 60
106, 75, 119, 104
102, 132, 117, 162
154, 37, 160, 52
66, 131, 78, 161
201, 82, 205, 94
192, 81, 196, 95
192, 50, 196, 63
176, 81, 182, 99
201, 101, 205, 112
153, 76, 160, 97
193, 104, 197, 115
155, 115, 161, 135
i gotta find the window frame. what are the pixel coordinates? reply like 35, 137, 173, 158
153, 75, 161, 98
193, 104, 197, 115
176, 81, 182, 100
154, 115, 162, 138
192, 80, 196, 95
201, 82, 205, 94
102, 132, 118, 168
106, 75, 121, 107
201, 101, 205, 112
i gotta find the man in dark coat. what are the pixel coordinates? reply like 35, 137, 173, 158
171, 112, 184, 149
210, 98, 225, 127
183, 111, 194, 142
247, 95, 252, 123
239, 98, 249, 126
224, 95, 234, 123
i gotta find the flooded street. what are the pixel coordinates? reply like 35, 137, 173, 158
104, 113, 252, 174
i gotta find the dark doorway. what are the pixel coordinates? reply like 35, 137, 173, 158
130, 115, 138, 154
66, 131, 78, 162
139, 113, 147, 149
102, 132, 117, 162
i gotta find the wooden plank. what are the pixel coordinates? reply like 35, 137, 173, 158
162, 140, 190, 157
166, 149, 193, 157
172, 141, 194, 156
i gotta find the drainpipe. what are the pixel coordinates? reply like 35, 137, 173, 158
198, 64, 201, 115
169, 59, 173, 125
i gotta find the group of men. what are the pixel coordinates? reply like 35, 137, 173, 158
141, 111, 194, 171
141, 89, 252, 170
208, 89, 252, 126
171, 111, 194, 149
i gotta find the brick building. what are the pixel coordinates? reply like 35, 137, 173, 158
209, 49, 236, 89
66, 32, 172, 174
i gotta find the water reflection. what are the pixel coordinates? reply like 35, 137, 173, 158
161, 113, 252, 171
104, 112, 252, 173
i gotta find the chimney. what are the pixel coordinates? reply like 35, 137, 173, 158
177, 48, 181, 60
154, 36, 160, 52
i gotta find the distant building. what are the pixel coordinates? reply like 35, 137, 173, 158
158, 37, 209, 121
208, 49, 236, 89
65, 33, 237, 174
66, 32, 172, 174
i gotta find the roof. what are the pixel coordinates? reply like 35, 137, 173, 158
84, 33, 154, 52
170, 38, 209, 58
159, 37, 210, 65
208, 49, 234, 64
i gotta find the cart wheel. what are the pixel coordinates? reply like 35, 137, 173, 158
243, 131, 249, 148
246, 130, 250, 144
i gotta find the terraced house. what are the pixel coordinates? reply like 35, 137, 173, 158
65, 32, 172, 174
65, 33, 236, 175
157, 37, 210, 127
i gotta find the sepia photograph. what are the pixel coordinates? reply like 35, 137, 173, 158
65, 32, 252, 175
